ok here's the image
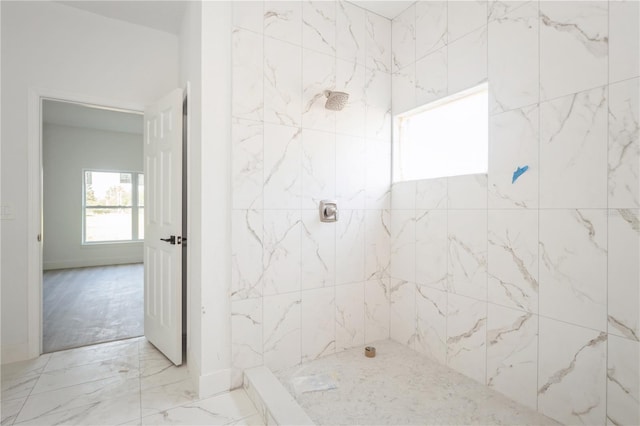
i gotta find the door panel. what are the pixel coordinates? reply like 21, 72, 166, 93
143, 89, 183, 366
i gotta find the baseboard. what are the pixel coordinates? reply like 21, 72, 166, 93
1, 342, 32, 365
197, 368, 231, 399
43, 257, 143, 270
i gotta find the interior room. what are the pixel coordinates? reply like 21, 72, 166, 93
1, 1, 638, 425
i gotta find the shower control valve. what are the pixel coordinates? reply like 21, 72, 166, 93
319, 200, 338, 222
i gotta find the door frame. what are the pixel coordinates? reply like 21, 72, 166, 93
27, 87, 145, 357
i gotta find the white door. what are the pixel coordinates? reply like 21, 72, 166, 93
143, 89, 184, 365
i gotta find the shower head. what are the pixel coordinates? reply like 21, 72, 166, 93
324, 90, 349, 111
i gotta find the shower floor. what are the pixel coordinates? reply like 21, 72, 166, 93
274, 340, 559, 425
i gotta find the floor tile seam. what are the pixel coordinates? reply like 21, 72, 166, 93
28, 369, 142, 397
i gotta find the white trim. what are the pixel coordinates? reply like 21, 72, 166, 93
197, 368, 231, 399
28, 87, 145, 358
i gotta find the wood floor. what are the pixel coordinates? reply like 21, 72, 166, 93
43, 263, 143, 353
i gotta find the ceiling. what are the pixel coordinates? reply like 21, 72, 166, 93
56, 1, 188, 35
56, 1, 412, 36
43, 100, 143, 135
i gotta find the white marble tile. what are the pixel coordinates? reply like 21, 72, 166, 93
488, 0, 532, 21
415, 210, 447, 291
609, 78, 639, 209
31, 356, 138, 395
415, 47, 447, 106
141, 389, 258, 426
365, 137, 391, 209
486, 304, 537, 410
302, 1, 335, 56
391, 4, 415, 73
540, 87, 608, 208
448, 210, 488, 300
364, 209, 390, 281
336, 59, 366, 138
608, 209, 640, 341
364, 68, 391, 140
62, 341, 145, 376
539, 209, 607, 331
539, 1, 608, 101
488, 210, 538, 313
17, 390, 140, 426
16, 376, 138, 424
335, 209, 365, 285
488, 105, 539, 209
336, 1, 365, 65
607, 335, 640, 426
389, 279, 417, 346
364, 278, 390, 343
301, 128, 335, 209
231, 298, 263, 389
448, 26, 488, 94
415, 1, 447, 59
415, 178, 447, 210
232, 209, 263, 301
488, 2, 538, 114
390, 210, 415, 284
140, 353, 189, 391
447, 174, 487, 209
141, 379, 198, 418
301, 287, 336, 361
2, 397, 24, 425
415, 285, 447, 364
264, 38, 302, 127
390, 180, 415, 210
336, 134, 365, 210
446, 293, 487, 384
610, 0, 640, 83
365, 11, 391, 73
538, 317, 607, 425
263, 123, 301, 209
301, 209, 335, 290
448, 0, 487, 42
264, 1, 302, 45
391, 65, 416, 115
302, 49, 335, 132
335, 282, 365, 351
232, 29, 264, 122
1, 354, 50, 382
232, 1, 263, 34
232, 119, 263, 210
262, 210, 301, 296
263, 293, 301, 371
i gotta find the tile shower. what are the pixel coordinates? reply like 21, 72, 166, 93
229, 1, 639, 425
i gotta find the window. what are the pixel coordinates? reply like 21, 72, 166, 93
393, 82, 488, 182
83, 170, 144, 243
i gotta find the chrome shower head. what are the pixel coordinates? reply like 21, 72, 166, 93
324, 90, 349, 111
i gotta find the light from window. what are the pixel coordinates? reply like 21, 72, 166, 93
83, 170, 144, 243
393, 82, 488, 182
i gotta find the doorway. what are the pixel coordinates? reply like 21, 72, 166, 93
41, 99, 145, 353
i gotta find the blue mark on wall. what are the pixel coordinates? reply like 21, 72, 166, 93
512, 165, 529, 183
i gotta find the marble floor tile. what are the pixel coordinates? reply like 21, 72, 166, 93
44, 338, 140, 372
1, 355, 51, 383
140, 378, 198, 418
140, 390, 259, 425
0, 374, 40, 402
1, 397, 25, 425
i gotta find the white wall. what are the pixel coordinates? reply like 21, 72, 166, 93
42, 123, 143, 270
229, 1, 393, 388
1, 0, 179, 363
179, 1, 233, 397
389, 2, 639, 425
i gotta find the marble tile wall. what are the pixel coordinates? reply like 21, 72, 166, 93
389, 1, 639, 425
230, 1, 392, 389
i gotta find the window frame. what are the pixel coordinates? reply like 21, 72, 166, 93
82, 169, 144, 245
392, 82, 489, 183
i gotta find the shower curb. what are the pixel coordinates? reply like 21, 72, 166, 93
243, 366, 315, 426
